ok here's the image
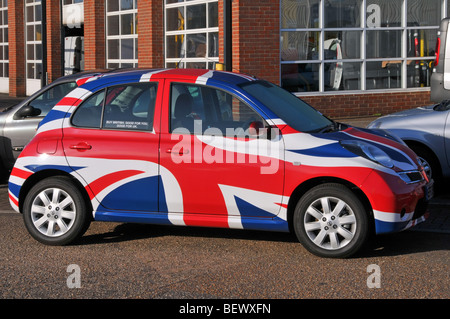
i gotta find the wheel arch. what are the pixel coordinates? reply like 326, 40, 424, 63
18, 169, 93, 218
286, 177, 375, 235
403, 140, 442, 176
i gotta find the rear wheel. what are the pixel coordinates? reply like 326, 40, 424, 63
293, 183, 369, 258
23, 177, 91, 245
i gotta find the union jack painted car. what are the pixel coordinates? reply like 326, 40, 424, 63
8, 68, 432, 258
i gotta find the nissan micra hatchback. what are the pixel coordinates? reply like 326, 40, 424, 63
8, 69, 432, 258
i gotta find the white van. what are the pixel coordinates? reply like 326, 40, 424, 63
431, 18, 450, 102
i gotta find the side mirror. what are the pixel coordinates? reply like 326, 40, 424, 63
14, 105, 41, 120
248, 121, 265, 137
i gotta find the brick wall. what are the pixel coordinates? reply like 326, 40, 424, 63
300, 91, 432, 119
46, 0, 62, 83
84, 0, 105, 70
231, 0, 280, 85
8, 0, 25, 97
137, 1, 164, 68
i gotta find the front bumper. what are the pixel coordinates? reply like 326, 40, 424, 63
373, 196, 429, 233
362, 171, 432, 234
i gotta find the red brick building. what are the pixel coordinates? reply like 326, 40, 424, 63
3, 0, 448, 119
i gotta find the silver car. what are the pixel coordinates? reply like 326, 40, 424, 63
367, 100, 450, 186
0, 70, 107, 178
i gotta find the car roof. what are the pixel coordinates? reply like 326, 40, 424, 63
76, 68, 258, 91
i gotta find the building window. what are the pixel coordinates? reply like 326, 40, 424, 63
63, 0, 83, 4
0, 0, 8, 79
106, 0, 138, 69
25, 0, 42, 81
281, 0, 447, 93
165, 0, 219, 69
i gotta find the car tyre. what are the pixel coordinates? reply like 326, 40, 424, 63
23, 176, 91, 245
409, 144, 440, 184
293, 183, 369, 258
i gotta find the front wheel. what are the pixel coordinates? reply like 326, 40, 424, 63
23, 177, 91, 245
293, 183, 370, 258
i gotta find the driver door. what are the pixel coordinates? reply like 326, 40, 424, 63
159, 80, 285, 228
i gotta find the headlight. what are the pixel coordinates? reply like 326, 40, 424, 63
368, 121, 381, 129
340, 140, 394, 168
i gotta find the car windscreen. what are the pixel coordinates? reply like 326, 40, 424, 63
239, 80, 332, 133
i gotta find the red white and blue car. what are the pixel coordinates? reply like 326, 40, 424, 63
8, 68, 432, 258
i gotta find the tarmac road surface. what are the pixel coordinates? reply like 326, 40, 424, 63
0, 185, 448, 303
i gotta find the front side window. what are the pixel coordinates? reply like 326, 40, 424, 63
170, 83, 267, 136
29, 82, 78, 117
72, 82, 157, 131
281, 0, 445, 93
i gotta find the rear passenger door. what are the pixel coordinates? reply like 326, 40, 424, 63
63, 81, 163, 212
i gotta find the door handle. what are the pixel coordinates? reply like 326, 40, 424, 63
166, 148, 189, 155
69, 142, 92, 150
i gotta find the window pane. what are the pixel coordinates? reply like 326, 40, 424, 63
324, 0, 361, 28
107, 0, 119, 12
166, 35, 184, 59
27, 63, 34, 79
366, 61, 401, 89
167, 7, 184, 31
366, 0, 401, 28
325, 31, 361, 59
121, 14, 134, 35
121, 38, 134, 59
35, 43, 42, 60
324, 62, 362, 91
366, 30, 402, 58
35, 63, 42, 79
108, 39, 120, 59
407, 60, 433, 88
26, 6, 34, 22
281, 63, 320, 92
208, 2, 218, 28
103, 83, 156, 131
27, 25, 34, 41
186, 33, 206, 58
187, 4, 206, 29
407, 29, 438, 57
27, 44, 34, 60
407, 0, 441, 26
34, 4, 41, 22
72, 90, 105, 128
107, 15, 119, 36
281, 0, 320, 29
35, 25, 41, 41
281, 31, 320, 61
30, 82, 78, 116
208, 32, 218, 57
120, 0, 133, 11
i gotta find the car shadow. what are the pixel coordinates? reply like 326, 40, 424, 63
75, 221, 449, 258
76, 222, 298, 245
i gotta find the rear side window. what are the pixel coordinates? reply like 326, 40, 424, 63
71, 82, 157, 131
